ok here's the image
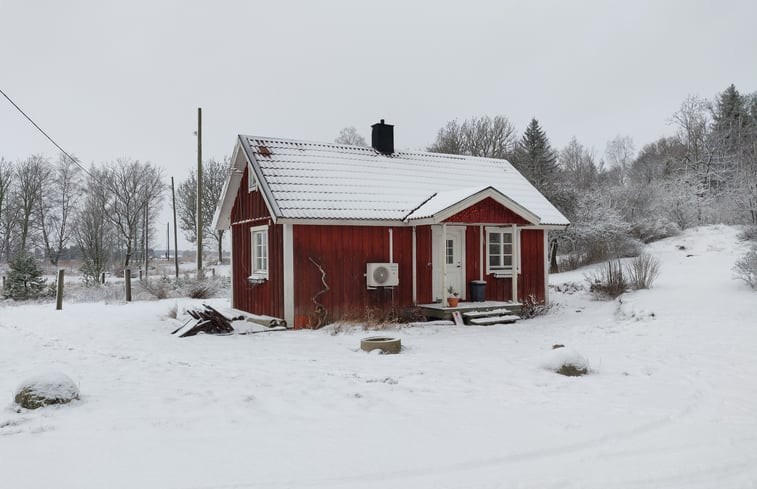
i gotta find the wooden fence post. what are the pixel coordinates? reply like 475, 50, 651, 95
125, 269, 132, 302
56, 269, 64, 310
101, 272, 106, 284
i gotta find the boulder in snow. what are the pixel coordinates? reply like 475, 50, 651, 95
14, 373, 80, 409
540, 346, 589, 376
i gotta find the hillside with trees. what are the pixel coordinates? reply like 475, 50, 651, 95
428, 84, 757, 271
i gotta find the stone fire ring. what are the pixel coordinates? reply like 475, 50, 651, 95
360, 336, 401, 354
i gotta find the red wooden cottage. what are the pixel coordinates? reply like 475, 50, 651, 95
213, 121, 569, 328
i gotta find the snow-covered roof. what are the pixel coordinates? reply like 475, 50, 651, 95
214, 135, 570, 229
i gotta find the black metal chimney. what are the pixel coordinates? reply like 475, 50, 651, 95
371, 119, 394, 154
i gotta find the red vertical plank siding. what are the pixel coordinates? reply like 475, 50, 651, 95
292, 225, 415, 324
414, 226, 433, 304
444, 197, 530, 225
464, 228, 545, 303
464, 226, 481, 285
229, 167, 284, 318
518, 229, 545, 303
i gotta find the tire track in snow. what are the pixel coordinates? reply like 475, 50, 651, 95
180, 400, 701, 489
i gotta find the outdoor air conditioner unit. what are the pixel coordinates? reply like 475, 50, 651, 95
366, 263, 399, 288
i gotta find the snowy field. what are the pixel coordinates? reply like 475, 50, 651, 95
1, 225, 756, 489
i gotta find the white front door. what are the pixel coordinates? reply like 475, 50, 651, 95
432, 226, 466, 301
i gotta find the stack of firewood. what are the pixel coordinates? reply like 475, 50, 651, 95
172, 304, 237, 338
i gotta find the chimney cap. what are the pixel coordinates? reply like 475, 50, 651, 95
372, 119, 393, 128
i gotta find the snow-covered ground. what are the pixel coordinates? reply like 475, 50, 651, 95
1, 225, 756, 489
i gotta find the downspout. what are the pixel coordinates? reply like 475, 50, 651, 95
412, 226, 417, 305
388, 228, 393, 263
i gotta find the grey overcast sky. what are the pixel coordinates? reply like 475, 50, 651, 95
2, 0, 756, 183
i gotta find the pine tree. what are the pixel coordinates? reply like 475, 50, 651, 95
512, 118, 559, 195
4, 253, 48, 300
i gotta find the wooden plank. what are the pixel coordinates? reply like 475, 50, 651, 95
468, 315, 519, 325
462, 308, 517, 318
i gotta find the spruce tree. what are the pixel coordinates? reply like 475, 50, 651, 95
711, 84, 754, 156
4, 253, 48, 300
512, 118, 559, 195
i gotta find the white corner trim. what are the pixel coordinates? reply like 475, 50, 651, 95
283, 223, 294, 326
544, 229, 550, 305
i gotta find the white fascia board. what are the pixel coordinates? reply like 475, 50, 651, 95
519, 224, 570, 230
276, 217, 407, 227
212, 142, 245, 231
238, 135, 281, 223
407, 187, 541, 226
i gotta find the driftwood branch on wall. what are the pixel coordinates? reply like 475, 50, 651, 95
308, 256, 330, 329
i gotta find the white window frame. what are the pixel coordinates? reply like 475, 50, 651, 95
250, 224, 269, 280
486, 227, 514, 276
248, 163, 258, 192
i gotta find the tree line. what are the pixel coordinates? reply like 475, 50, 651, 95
0, 154, 227, 283
424, 84, 757, 270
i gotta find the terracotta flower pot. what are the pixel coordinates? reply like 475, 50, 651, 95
447, 297, 460, 307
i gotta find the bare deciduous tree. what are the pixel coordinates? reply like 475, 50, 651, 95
559, 137, 598, 191
335, 127, 367, 146
99, 158, 164, 268
74, 167, 113, 283
177, 158, 228, 263
0, 158, 15, 262
428, 115, 516, 159
14, 155, 49, 253
38, 154, 81, 266
605, 136, 636, 185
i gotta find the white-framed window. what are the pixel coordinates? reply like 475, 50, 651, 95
486, 227, 513, 275
250, 225, 268, 279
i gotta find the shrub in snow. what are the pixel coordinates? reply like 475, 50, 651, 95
14, 373, 80, 409
3, 253, 48, 300
586, 260, 628, 299
738, 226, 757, 243
626, 253, 661, 289
141, 277, 171, 299
183, 279, 217, 299
631, 217, 681, 244
540, 346, 589, 376
733, 246, 757, 289
519, 294, 555, 319
177, 276, 228, 299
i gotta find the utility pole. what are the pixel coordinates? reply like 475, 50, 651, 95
166, 222, 169, 260
172, 176, 179, 279
196, 107, 203, 279
144, 203, 149, 281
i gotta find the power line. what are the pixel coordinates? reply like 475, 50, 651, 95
0, 87, 91, 177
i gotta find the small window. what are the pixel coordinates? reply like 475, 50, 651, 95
446, 239, 454, 264
486, 227, 513, 275
250, 225, 268, 278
